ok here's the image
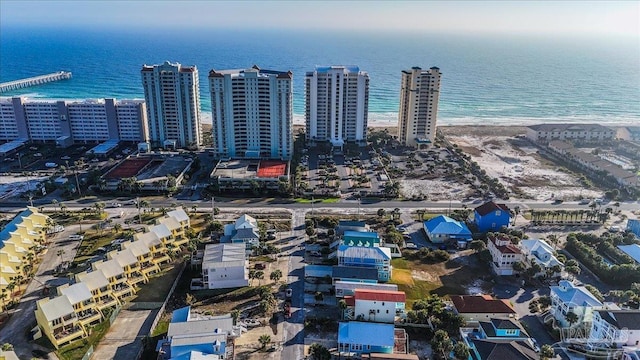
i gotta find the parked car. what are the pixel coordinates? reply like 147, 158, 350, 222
285, 288, 293, 298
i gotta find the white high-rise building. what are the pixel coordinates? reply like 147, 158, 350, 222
397, 67, 441, 147
0, 97, 148, 143
141, 61, 202, 149
209, 66, 293, 160
305, 66, 369, 147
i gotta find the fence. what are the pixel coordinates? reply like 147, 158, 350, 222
146, 262, 187, 341
80, 345, 94, 360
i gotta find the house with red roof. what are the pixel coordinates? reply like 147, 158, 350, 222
344, 289, 406, 323
487, 234, 523, 276
474, 201, 511, 233
450, 295, 517, 323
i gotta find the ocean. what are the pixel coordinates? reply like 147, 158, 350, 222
1, 27, 639, 126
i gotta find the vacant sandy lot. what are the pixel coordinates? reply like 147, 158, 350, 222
442, 127, 602, 201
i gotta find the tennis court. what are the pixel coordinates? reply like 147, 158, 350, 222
257, 160, 287, 178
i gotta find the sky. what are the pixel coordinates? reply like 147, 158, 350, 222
0, 0, 638, 38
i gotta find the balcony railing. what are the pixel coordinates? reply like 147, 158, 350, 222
54, 325, 83, 340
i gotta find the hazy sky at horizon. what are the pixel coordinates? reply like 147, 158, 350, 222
1, 1, 638, 38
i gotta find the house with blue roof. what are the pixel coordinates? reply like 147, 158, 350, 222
337, 245, 392, 282
474, 201, 511, 233
342, 231, 380, 247
617, 244, 640, 265
338, 321, 396, 354
550, 280, 603, 327
627, 219, 640, 239
157, 306, 243, 360
423, 215, 472, 244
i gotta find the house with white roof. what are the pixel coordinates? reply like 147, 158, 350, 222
57, 282, 103, 329
166, 207, 191, 229
550, 280, 603, 327
35, 295, 84, 348
337, 245, 392, 282
135, 230, 171, 265
590, 310, 640, 349
156, 306, 243, 360
617, 244, 640, 265
122, 239, 161, 277
93, 259, 136, 301
519, 239, 563, 277
76, 269, 119, 311
222, 214, 260, 249
201, 243, 249, 289
109, 248, 146, 285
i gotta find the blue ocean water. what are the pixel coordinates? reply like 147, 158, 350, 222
1, 27, 639, 125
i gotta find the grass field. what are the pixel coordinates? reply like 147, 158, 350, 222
390, 252, 494, 308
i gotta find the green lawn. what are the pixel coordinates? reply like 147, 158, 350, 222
295, 198, 340, 204
57, 319, 110, 360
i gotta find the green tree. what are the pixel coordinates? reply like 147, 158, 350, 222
270, 269, 282, 283
431, 330, 453, 359
512, 261, 526, 273
1, 343, 13, 351
377, 208, 386, 218
309, 343, 331, 360
565, 311, 579, 326
230, 309, 240, 325
469, 240, 486, 252
453, 342, 470, 360
258, 334, 271, 349
540, 344, 555, 360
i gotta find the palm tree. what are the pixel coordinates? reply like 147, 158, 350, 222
60, 203, 67, 215
51, 199, 59, 214
254, 271, 264, 286
113, 223, 123, 233
56, 249, 66, 266
269, 269, 282, 283
258, 334, 271, 350
565, 311, 579, 326
338, 299, 348, 320
191, 205, 198, 215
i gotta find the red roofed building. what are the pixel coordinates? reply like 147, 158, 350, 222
346, 289, 406, 323
487, 234, 523, 276
450, 295, 517, 323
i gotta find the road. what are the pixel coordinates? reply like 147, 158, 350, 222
281, 209, 306, 360
0, 223, 85, 359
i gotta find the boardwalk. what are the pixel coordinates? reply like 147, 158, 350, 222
0, 71, 72, 93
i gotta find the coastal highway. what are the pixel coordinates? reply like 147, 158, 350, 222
1, 197, 638, 213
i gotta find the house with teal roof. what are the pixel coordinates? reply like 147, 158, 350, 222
423, 215, 472, 244
342, 231, 380, 247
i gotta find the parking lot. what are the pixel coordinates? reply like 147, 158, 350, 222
303, 146, 388, 198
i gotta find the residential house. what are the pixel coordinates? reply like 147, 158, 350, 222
450, 295, 517, 323
332, 266, 379, 284
108, 248, 147, 285
519, 239, 563, 277
487, 234, 523, 276
157, 306, 243, 360
342, 231, 381, 247
76, 269, 119, 311
625, 219, 640, 239
618, 244, 640, 265
590, 310, 640, 349
463, 338, 538, 360
337, 245, 392, 282
201, 244, 248, 289
345, 289, 406, 323
223, 214, 260, 250
423, 215, 472, 244
57, 283, 102, 330
338, 321, 396, 355
135, 231, 171, 266
335, 281, 398, 298
550, 280, 603, 327
93, 259, 136, 302
526, 123, 615, 142
122, 239, 161, 277
460, 317, 538, 360
0, 207, 50, 302
474, 201, 511, 233
35, 296, 84, 348
166, 207, 191, 229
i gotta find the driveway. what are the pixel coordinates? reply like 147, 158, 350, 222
92, 309, 156, 360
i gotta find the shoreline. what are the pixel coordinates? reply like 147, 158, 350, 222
199, 112, 638, 128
